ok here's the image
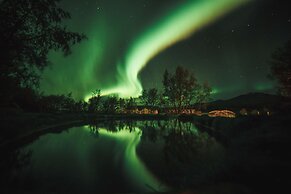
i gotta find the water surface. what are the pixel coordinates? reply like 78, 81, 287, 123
0, 120, 228, 193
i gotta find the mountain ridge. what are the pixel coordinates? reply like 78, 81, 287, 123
208, 92, 290, 111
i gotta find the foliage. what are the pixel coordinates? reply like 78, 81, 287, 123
73, 100, 88, 112
118, 98, 126, 113
102, 96, 118, 113
191, 82, 212, 110
87, 91, 121, 113
270, 40, 291, 97
126, 97, 136, 109
140, 88, 159, 106
163, 66, 212, 111
7, 87, 41, 111
88, 89, 101, 113
0, 0, 86, 104
163, 66, 197, 109
39, 93, 76, 112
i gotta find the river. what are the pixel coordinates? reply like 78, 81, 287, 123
1, 118, 279, 193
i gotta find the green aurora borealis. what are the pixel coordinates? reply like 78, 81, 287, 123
101, 0, 249, 99
95, 127, 169, 192
40, 0, 291, 100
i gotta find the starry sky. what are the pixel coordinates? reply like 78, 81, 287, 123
40, 0, 291, 100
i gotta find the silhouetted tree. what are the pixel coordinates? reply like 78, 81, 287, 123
140, 88, 159, 106
12, 87, 41, 111
126, 97, 136, 109
0, 0, 86, 104
62, 93, 75, 111
163, 66, 212, 112
73, 100, 86, 112
88, 89, 101, 113
39, 93, 74, 112
163, 66, 198, 112
163, 69, 170, 98
140, 89, 148, 105
102, 96, 118, 113
148, 88, 159, 106
118, 98, 126, 113
270, 40, 291, 97
81, 101, 89, 112
191, 82, 212, 110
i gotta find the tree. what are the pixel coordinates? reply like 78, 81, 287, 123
162, 69, 170, 98
163, 66, 197, 112
126, 97, 136, 109
163, 66, 212, 112
0, 0, 86, 102
73, 100, 87, 112
148, 88, 159, 106
88, 89, 102, 113
140, 88, 159, 106
270, 40, 291, 97
102, 96, 118, 113
39, 93, 75, 112
140, 89, 149, 105
191, 82, 212, 110
117, 98, 126, 113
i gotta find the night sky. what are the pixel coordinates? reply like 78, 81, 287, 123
40, 0, 291, 100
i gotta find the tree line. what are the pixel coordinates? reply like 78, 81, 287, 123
0, 0, 86, 108
0, 0, 290, 113
9, 65, 210, 113
86, 66, 212, 114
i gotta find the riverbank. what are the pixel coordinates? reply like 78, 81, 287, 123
0, 111, 178, 148
1, 110, 291, 152
1, 110, 290, 141
1, 110, 291, 194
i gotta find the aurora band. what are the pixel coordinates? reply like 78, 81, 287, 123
87, 0, 250, 99
94, 127, 169, 192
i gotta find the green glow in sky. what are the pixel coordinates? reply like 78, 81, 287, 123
254, 82, 274, 92
40, 0, 291, 100
43, 17, 108, 100
211, 88, 220, 95
100, 0, 249, 98
84, 126, 169, 192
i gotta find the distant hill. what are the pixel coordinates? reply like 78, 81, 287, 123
208, 92, 291, 111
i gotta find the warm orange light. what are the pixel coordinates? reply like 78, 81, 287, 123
208, 110, 236, 118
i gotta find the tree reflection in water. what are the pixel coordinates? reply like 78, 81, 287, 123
87, 119, 226, 189
85, 123, 169, 192
0, 119, 225, 192
139, 120, 226, 188
88, 120, 217, 163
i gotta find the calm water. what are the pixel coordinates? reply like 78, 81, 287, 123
1, 120, 250, 193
